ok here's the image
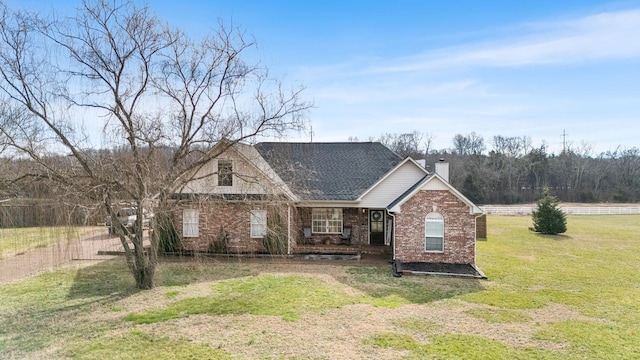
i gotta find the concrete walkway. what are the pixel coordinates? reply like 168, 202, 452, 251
0, 229, 125, 285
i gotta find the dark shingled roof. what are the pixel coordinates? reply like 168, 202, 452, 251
255, 142, 402, 201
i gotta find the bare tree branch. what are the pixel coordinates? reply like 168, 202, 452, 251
0, 0, 310, 289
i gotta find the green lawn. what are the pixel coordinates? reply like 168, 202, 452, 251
1, 215, 639, 359
0, 226, 89, 259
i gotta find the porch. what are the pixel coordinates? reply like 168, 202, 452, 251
295, 207, 392, 247
292, 243, 392, 256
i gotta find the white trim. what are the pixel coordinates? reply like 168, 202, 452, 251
425, 212, 444, 252
357, 157, 429, 201
311, 208, 343, 234
297, 200, 360, 208
250, 210, 267, 238
182, 208, 199, 238
366, 209, 370, 244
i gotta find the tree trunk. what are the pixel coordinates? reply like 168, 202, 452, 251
124, 240, 157, 289
130, 261, 156, 289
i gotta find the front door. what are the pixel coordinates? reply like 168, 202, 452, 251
369, 209, 385, 245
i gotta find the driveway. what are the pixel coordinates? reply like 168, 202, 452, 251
0, 228, 125, 285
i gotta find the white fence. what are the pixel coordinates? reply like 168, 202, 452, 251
480, 206, 640, 216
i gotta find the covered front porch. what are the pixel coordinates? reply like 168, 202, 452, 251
289, 206, 393, 259
289, 206, 393, 255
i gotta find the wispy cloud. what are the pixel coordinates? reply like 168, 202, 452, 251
298, 6, 640, 153
371, 9, 640, 73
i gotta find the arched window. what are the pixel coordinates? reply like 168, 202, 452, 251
425, 212, 444, 252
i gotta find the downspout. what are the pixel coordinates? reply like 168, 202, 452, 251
287, 204, 291, 255
388, 211, 396, 260
388, 210, 403, 277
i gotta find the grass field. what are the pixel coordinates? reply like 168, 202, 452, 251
1, 215, 639, 359
0, 227, 89, 260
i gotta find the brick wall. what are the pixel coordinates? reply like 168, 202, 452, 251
394, 190, 476, 264
173, 201, 276, 253
343, 208, 368, 245
172, 203, 377, 252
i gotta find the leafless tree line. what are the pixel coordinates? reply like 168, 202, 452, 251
378, 131, 640, 204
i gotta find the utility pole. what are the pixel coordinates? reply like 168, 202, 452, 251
310, 124, 314, 142
561, 129, 568, 153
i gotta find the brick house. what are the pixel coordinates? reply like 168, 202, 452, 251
170, 140, 483, 268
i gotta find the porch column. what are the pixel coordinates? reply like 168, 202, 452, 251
287, 204, 291, 255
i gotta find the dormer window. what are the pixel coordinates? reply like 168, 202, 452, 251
218, 160, 233, 186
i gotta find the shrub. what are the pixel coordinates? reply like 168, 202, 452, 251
530, 187, 567, 235
208, 226, 229, 254
156, 214, 181, 253
262, 208, 287, 255
262, 231, 287, 255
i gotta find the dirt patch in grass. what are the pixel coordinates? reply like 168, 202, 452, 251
131, 300, 589, 358
99, 268, 603, 359
145, 307, 405, 359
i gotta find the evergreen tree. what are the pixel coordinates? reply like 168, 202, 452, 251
530, 187, 567, 235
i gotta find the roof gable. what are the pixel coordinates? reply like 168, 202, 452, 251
357, 157, 429, 208
388, 173, 483, 214
173, 140, 297, 200
255, 142, 402, 201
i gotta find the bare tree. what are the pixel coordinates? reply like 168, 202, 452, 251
491, 135, 530, 158
452, 132, 485, 156
378, 131, 433, 158
0, 1, 310, 289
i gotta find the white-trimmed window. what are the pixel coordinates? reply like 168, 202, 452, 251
183, 209, 199, 237
312, 208, 343, 233
250, 210, 267, 238
425, 212, 444, 252
218, 160, 233, 186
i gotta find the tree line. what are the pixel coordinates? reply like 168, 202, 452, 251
4, 130, 638, 207
374, 131, 640, 204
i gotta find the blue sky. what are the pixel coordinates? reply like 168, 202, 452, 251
9, 0, 640, 154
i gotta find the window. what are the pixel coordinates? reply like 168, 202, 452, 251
218, 160, 233, 186
312, 208, 343, 233
183, 209, 199, 237
250, 210, 267, 238
425, 212, 444, 252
